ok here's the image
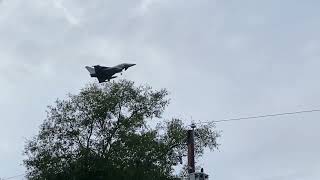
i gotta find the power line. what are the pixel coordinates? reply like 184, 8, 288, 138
2, 173, 25, 180
197, 109, 320, 124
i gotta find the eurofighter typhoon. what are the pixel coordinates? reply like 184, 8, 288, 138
85, 63, 136, 83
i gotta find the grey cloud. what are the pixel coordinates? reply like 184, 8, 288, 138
1, 0, 320, 179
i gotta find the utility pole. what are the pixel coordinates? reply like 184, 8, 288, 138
187, 123, 196, 174
186, 123, 210, 180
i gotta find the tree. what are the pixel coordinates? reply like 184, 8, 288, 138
24, 80, 220, 180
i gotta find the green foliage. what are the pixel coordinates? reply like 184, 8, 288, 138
24, 80, 220, 180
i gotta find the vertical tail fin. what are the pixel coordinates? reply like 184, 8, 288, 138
85, 66, 96, 77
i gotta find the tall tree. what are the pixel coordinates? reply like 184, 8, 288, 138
24, 80, 220, 180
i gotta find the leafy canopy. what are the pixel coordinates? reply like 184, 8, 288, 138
24, 80, 220, 180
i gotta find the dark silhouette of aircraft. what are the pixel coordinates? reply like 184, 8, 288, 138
85, 63, 136, 83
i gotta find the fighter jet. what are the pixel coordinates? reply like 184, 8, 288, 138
85, 63, 136, 83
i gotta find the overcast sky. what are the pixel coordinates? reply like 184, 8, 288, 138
1, 0, 320, 179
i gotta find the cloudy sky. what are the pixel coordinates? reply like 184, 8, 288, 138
1, 0, 320, 179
